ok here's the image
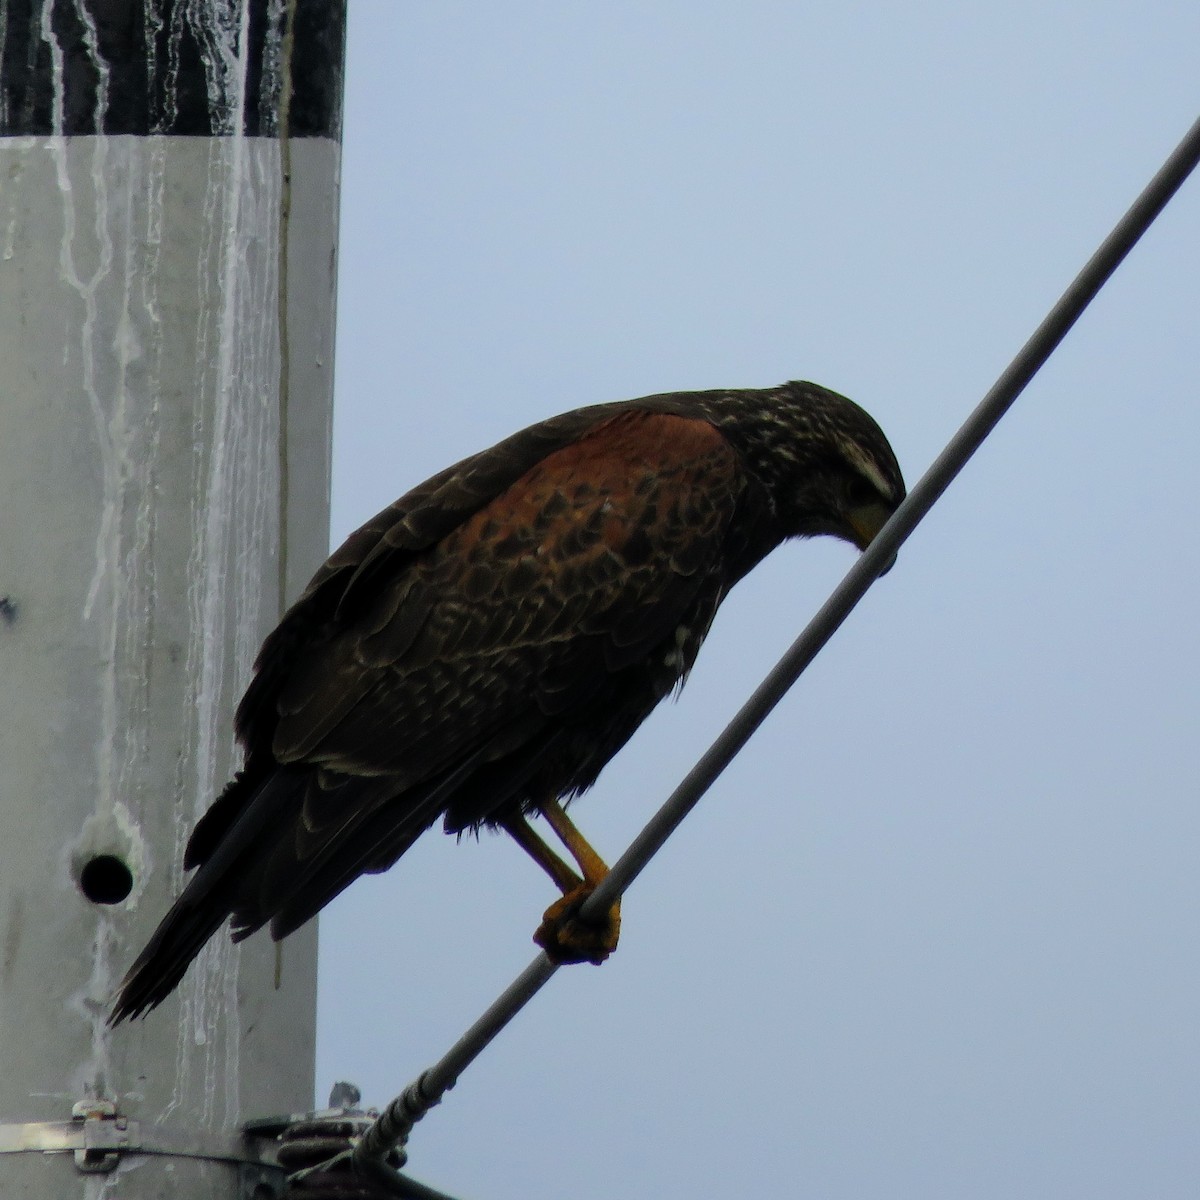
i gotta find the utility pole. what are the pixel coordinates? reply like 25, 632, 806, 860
0, 2, 345, 1194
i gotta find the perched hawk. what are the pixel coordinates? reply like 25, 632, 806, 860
111, 381, 904, 1022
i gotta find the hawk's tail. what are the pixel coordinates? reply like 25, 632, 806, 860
108, 771, 301, 1024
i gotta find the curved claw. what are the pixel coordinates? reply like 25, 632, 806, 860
533, 885, 621, 965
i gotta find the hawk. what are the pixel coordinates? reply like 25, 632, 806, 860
111, 381, 904, 1022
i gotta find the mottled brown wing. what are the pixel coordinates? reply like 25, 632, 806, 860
232, 402, 622, 755
271, 410, 746, 840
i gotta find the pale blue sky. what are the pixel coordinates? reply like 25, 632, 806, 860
316, 6, 1199, 1197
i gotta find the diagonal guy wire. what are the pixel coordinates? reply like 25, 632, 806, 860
350, 112, 1200, 1185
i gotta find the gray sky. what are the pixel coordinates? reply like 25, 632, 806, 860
316, 6, 1199, 1198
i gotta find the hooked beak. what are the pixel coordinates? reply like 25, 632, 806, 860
847, 502, 899, 575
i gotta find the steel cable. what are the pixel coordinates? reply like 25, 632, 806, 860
343, 111, 1200, 1187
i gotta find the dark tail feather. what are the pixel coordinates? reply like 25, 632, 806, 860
183, 762, 270, 870
108, 874, 237, 1023
109, 771, 304, 1023
259, 751, 496, 943
263, 731, 570, 939
265, 800, 435, 941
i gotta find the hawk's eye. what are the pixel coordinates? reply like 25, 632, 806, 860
847, 476, 883, 508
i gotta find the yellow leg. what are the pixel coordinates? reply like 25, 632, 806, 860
500, 812, 581, 894
527, 798, 621, 965
539, 797, 610, 885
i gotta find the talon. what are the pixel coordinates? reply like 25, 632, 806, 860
533, 886, 621, 965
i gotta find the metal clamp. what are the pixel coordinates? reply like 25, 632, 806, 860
72, 1101, 129, 1173
0, 1100, 282, 1176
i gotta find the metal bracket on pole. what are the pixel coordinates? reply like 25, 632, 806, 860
243, 1094, 464, 1200
0, 1100, 283, 1177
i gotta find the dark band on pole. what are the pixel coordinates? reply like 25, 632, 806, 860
0, 0, 345, 137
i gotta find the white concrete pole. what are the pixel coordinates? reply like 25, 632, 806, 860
0, 2, 343, 1194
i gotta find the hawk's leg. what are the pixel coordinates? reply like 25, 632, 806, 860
500, 810, 582, 893
502, 800, 621, 965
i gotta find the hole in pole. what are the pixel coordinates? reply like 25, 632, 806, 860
79, 855, 134, 905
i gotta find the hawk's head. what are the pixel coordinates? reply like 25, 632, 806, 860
697, 380, 906, 562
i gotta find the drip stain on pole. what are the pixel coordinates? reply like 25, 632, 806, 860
0, 1, 344, 1195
